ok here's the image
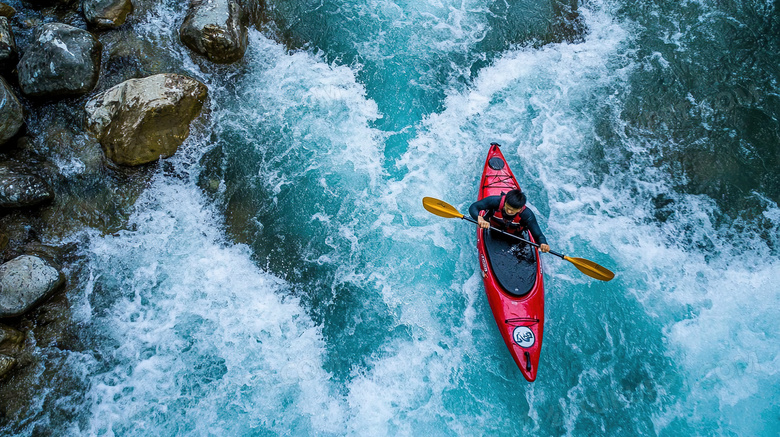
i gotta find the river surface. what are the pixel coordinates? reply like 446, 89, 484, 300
3, 0, 780, 435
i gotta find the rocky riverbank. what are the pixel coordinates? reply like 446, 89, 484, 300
0, 0, 265, 424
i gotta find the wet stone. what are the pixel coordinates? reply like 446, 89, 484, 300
0, 255, 65, 319
85, 73, 208, 166
0, 324, 23, 349
0, 77, 23, 145
180, 0, 248, 64
0, 3, 14, 18
0, 16, 16, 69
0, 167, 54, 208
17, 23, 102, 98
82, 0, 133, 30
0, 353, 14, 378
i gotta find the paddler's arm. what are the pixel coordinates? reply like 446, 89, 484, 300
520, 209, 550, 252
469, 196, 501, 229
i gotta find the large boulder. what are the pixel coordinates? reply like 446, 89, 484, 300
180, 0, 248, 64
0, 16, 15, 69
0, 255, 65, 319
84, 73, 208, 166
82, 0, 133, 30
0, 77, 23, 145
16, 23, 102, 98
0, 167, 54, 208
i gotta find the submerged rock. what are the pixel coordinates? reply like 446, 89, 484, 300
0, 77, 23, 145
0, 255, 65, 319
0, 16, 16, 69
180, 0, 248, 64
0, 324, 23, 379
17, 23, 102, 98
0, 353, 14, 379
0, 324, 23, 349
0, 167, 54, 208
84, 73, 208, 166
0, 3, 14, 18
82, 0, 133, 30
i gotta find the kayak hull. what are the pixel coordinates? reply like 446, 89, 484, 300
476, 144, 545, 382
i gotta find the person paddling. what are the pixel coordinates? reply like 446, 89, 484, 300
468, 189, 550, 253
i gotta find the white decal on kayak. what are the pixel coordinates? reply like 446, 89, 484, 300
513, 326, 535, 348
480, 254, 488, 272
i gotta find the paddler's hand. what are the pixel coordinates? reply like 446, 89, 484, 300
477, 216, 490, 229
540, 244, 550, 253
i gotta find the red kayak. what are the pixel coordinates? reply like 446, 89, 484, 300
476, 143, 545, 382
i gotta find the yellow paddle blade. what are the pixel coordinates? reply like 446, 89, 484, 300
563, 256, 615, 281
422, 197, 465, 219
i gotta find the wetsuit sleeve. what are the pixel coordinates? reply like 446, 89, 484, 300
520, 208, 548, 245
469, 196, 501, 220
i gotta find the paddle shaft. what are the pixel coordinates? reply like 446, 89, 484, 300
461, 216, 567, 259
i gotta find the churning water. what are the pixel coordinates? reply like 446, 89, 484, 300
4, 0, 779, 435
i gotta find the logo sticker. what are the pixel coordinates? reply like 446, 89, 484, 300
512, 326, 535, 348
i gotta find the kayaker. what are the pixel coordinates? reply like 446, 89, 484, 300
468, 189, 550, 253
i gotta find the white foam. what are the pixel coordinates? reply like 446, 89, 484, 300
77, 176, 345, 435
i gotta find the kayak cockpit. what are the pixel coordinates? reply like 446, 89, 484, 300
482, 228, 538, 296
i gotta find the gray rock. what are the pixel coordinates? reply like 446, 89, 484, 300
0, 255, 65, 318
0, 353, 14, 378
180, 0, 248, 64
17, 23, 102, 98
0, 167, 54, 208
0, 77, 23, 145
0, 16, 15, 69
82, 0, 133, 30
0, 3, 14, 18
85, 73, 208, 166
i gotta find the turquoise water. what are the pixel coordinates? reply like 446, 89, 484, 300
4, 0, 780, 435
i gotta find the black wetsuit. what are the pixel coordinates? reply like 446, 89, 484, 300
468, 196, 548, 245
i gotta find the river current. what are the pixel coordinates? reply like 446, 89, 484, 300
3, 0, 780, 435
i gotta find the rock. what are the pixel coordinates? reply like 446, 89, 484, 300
16, 23, 102, 98
0, 77, 23, 145
0, 255, 60, 319
0, 167, 54, 208
0, 3, 14, 18
0, 353, 14, 378
0, 255, 64, 319
180, 0, 248, 64
84, 73, 208, 166
0, 16, 15, 69
82, 0, 133, 30
0, 324, 23, 350
238, 0, 262, 25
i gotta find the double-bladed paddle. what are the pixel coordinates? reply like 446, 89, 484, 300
422, 197, 615, 282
